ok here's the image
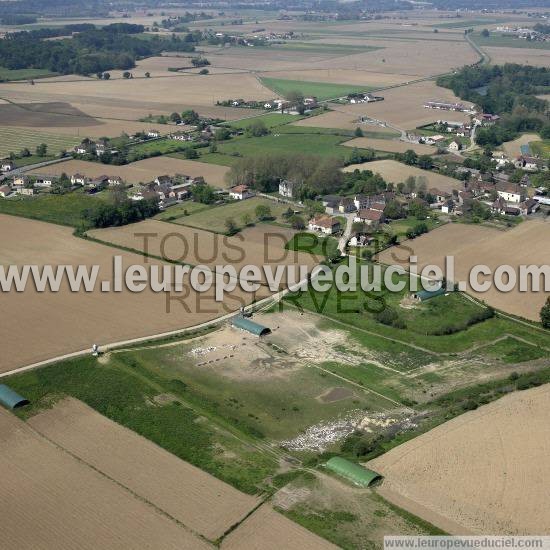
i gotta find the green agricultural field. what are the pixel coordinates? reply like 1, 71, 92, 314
470, 33, 550, 50
260, 77, 373, 101
0, 67, 57, 81
529, 140, 550, 159
0, 127, 80, 158
433, 18, 506, 29
173, 197, 292, 233
228, 112, 301, 130
154, 200, 210, 221
197, 133, 360, 166
0, 192, 103, 227
127, 137, 195, 157
386, 216, 443, 239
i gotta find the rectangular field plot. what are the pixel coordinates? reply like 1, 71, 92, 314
0, 127, 80, 158
28, 398, 260, 541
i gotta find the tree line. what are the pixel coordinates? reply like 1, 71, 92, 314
0, 23, 195, 75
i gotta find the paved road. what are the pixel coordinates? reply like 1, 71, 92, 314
0, 156, 70, 182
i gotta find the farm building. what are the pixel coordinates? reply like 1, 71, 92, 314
325, 457, 382, 487
412, 286, 447, 301
0, 384, 29, 409
231, 316, 271, 336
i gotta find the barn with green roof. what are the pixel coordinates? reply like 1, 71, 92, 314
325, 457, 382, 487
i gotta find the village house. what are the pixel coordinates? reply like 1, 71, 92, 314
154, 175, 172, 186
515, 155, 545, 172
229, 184, 253, 200
169, 183, 191, 200
1, 160, 15, 172
0, 184, 12, 197
108, 176, 124, 186
35, 176, 55, 187
338, 197, 355, 214
448, 140, 462, 152
279, 179, 299, 198
475, 114, 500, 126
171, 132, 194, 142
12, 175, 29, 189
354, 208, 385, 228
496, 182, 526, 203
71, 173, 88, 185
308, 215, 341, 235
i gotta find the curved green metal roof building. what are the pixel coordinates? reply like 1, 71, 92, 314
326, 457, 382, 487
231, 316, 271, 336
0, 384, 29, 409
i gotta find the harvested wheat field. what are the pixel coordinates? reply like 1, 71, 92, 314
0, 407, 211, 549
343, 159, 462, 194
28, 398, 259, 541
333, 80, 473, 129
0, 215, 271, 373
484, 47, 550, 68
369, 384, 550, 535
88, 219, 319, 287
30, 157, 229, 187
501, 133, 540, 158
343, 137, 435, 154
376, 220, 550, 321
221, 504, 337, 550
0, 72, 274, 111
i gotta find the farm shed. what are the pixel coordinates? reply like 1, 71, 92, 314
0, 384, 29, 409
412, 286, 447, 301
231, 316, 271, 336
325, 457, 382, 487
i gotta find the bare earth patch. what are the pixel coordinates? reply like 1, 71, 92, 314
369, 384, 550, 534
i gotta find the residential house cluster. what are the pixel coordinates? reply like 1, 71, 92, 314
74, 138, 118, 157
131, 174, 203, 208
348, 93, 384, 104
424, 100, 469, 112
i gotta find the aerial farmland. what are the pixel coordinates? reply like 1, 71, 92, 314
0, 2, 549, 548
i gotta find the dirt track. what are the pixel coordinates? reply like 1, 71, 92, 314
368, 384, 550, 534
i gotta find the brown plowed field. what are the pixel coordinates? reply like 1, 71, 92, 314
0, 407, 211, 549
343, 159, 462, 193
369, 384, 550, 534
28, 398, 260, 541
221, 504, 338, 549
0, 215, 271, 373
